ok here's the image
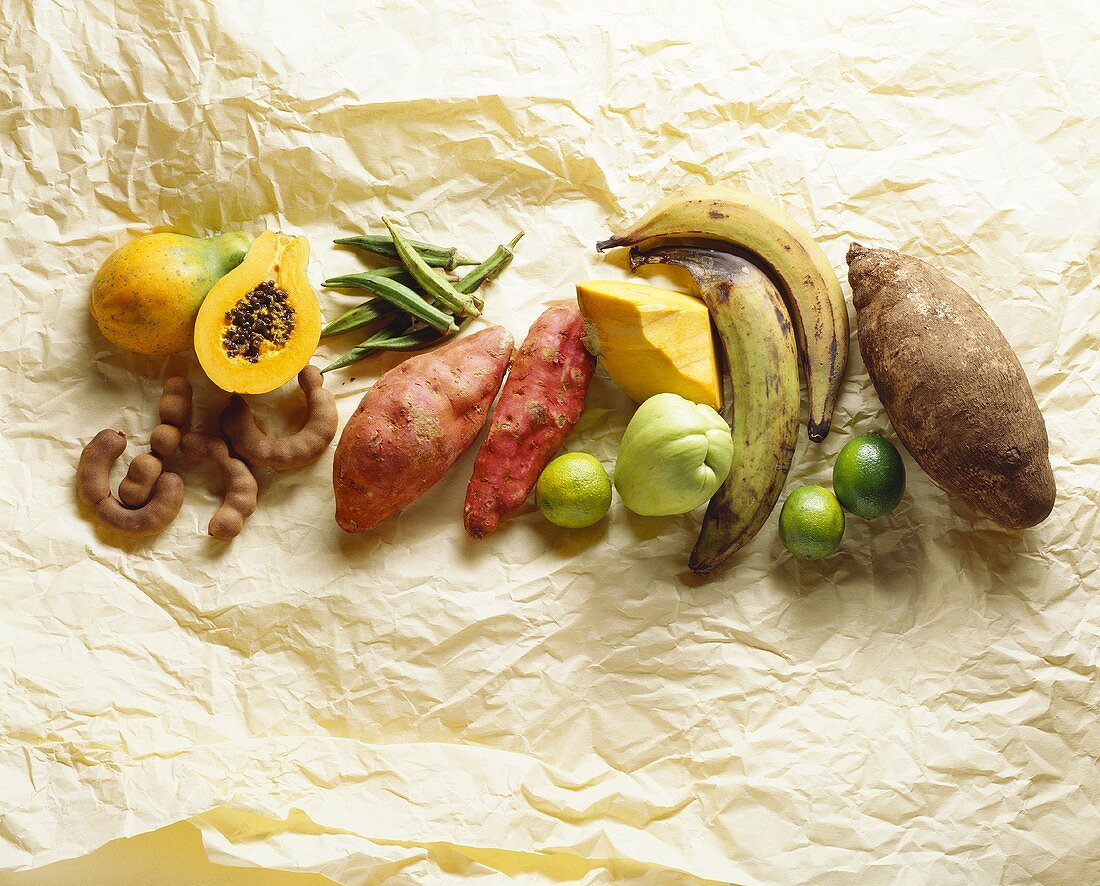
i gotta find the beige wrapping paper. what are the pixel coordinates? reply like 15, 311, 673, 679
2, 0, 1098, 883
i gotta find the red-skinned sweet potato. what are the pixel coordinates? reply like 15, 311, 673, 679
333, 326, 514, 533
846, 243, 1055, 528
464, 305, 596, 538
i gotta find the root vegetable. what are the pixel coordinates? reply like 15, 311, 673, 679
464, 305, 595, 538
180, 431, 258, 539
220, 365, 338, 470
846, 243, 1055, 528
77, 429, 184, 537
333, 326, 514, 534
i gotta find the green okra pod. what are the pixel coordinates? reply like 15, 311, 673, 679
334, 233, 478, 271
321, 272, 457, 336
319, 297, 399, 338
321, 322, 455, 374
452, 231, 524, 310
351, 264, 409, 279
323, 264, 419, 289
382, 216, 480, 318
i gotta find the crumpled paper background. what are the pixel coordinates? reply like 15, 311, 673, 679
2, 0, 1098, 883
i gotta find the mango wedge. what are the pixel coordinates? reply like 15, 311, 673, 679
576, 280, 722, 410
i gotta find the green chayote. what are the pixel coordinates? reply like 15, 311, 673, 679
613, 393, 733, 516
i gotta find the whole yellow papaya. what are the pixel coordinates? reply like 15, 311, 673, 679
91, 231, 251, 355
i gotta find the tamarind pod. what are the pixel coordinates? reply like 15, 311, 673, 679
319, 273, 457, 335
382, 217, 480, 319
78, 429, 125, 506
76, 429, 183, 536
150, 423, 182, 458
220, 366, 337, 471
334, 234, 478, 271
180, 431, 258, 540
95, 473, 184, 537
118, 452, 163, 508
159, 377, 192, 428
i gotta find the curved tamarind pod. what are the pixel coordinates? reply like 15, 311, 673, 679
151, 376, 192, 462
220, 365, 337, 470
76, 429, 184, 537
180, 431, 258, 539
77, 429, 125, 507
117, 376, 194, 507
96, 473, 185, 537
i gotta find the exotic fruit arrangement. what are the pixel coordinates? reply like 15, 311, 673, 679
76, 184, 1054, 571
81, 226, 337, 540
594, 186, 850, 572
596, 186, 850, 442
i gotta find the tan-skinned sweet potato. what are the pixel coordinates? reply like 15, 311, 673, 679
333, 326, 514, 533
846, 244, 1055, 528
464, 305, 596, 538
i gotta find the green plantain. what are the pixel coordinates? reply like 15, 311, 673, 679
599, 186, 848, 442
630, 245, 800, 574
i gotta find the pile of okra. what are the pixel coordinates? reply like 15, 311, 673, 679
320, 217, 523, 372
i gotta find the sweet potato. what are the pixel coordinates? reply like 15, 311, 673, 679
846, 244, 1055, 528
333, 326, 514, 533
464, 305, 596, 538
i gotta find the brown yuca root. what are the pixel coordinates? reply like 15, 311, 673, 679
180, 430, 258, 539
118, 376, 193, 508
220, 365, 337, 470
846, 243, 1055, 528
77, 429, 185, 537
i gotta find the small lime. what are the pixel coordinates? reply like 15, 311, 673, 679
778, 485, 845, 560
536, 452, 612, 529
833, 432, 906, 519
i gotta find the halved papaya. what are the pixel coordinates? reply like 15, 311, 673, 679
195, 231, 321, 394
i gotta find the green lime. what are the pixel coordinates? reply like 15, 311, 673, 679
833, 432, 905, 519
778, 485, 845, 560
536, 452, 612, 529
